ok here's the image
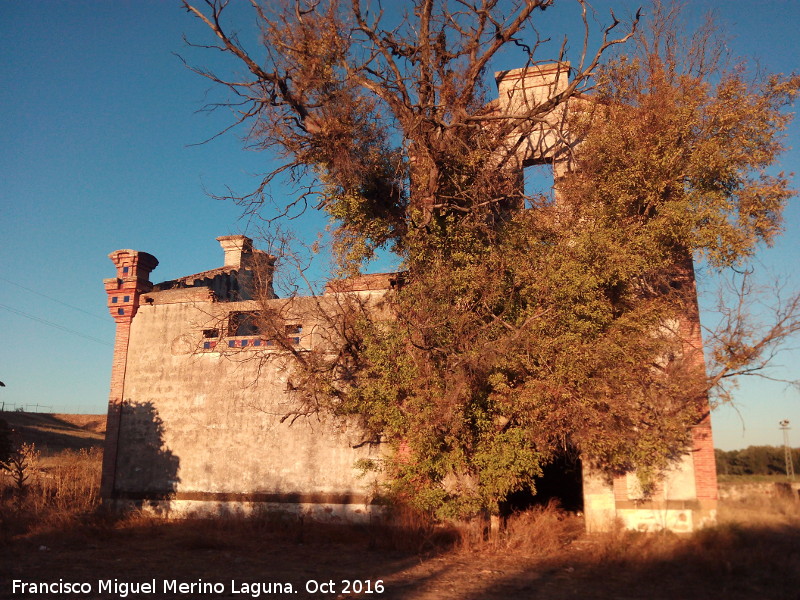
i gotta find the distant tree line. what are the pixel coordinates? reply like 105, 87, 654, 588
715, 446, 800, 476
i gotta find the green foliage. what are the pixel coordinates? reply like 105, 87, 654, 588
327, 6, 799, 517
334, 207, 707, 517
716, 446, 799, 476
571, 56, 798, 271
186, 0, 800, 519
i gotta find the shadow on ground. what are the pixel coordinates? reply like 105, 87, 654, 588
1, 515, 799, 600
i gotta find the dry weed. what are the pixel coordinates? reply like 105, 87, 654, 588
365, 503, 460, 553
500, 500, 584, 555
447, 501, 584, 555
0, 446, 102, 538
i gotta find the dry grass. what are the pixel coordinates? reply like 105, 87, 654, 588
4, 414, 795, 598
570, 490, 800, 599
2, 458, 800, 599
341, 499, 583, 556
0, 446, 102, 538
718, 484, 800, 527
499, 500, 584, 554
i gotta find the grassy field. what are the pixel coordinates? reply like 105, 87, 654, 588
0, 412, 105, 456
2, 415, 799, 599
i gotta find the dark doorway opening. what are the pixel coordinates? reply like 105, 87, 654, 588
500, 452, 583, 516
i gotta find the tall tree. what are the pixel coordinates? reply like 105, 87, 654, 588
182, 0, 638, 268
183, 0, 800, 518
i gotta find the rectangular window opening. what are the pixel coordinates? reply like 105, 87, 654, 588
523, 162, 555, 207
285, 324, 303, 335
229, 312, 262, 337
202, 329, 219, 338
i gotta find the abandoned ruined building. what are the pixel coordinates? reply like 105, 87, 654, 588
101, 65, 717, 532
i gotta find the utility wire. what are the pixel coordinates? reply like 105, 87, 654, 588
0, 276, 110, 323
0, 302, 113, 347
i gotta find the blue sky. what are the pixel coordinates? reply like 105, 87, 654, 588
0, 1, 797, 451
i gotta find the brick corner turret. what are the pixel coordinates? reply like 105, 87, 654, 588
100, 249, 158, 501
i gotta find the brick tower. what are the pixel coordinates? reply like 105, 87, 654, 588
100, 249, 158, 500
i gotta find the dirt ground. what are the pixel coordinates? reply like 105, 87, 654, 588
3, 513, 800, 600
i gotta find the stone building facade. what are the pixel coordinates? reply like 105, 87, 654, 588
101, 66, 717, 531
101, 236, 393, 521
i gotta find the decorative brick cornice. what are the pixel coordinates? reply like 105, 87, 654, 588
105, 250, 158, 323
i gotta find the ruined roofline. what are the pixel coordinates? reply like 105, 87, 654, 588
140, 235, 276, 301
152, 253, 276, 288
494, 61, 571, 86
139, 234, 399, 299
324, 272, 403, 294
488, 61, 597, 114
151, 265, 239, 291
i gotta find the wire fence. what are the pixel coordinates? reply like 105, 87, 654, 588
0, 403, 104, 414
0, 402, 54, 413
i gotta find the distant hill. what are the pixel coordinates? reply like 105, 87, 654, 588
0, 412, 105, 455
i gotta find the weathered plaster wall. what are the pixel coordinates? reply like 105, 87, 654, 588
112, 294, 381, 516
584, 454, 712, 533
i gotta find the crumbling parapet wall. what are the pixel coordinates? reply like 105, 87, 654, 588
495, 63, 573, 176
